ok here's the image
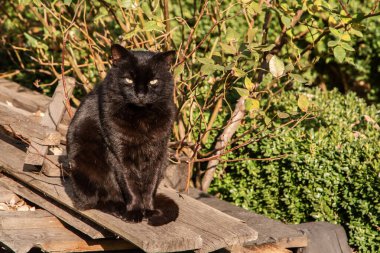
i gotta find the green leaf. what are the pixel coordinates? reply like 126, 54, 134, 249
327, 40, 339, 47
173, 63, 184, 78
144, 21, 165, 32
285, 63, 294, 73
281, 15, 292, 29
201, 63, 224, 75
341, 32, 351, 42
120, 0, 136, 9
198, 58, 214, 65
244, 77, 254, 91
123, 28, 139, 39
264, 116, 271, 125
247, 2, 261, 15
333, 46, 346, 63
349, 28, 363, 38
329, 27, 341, 38
226, 27, 240, 42
232, 67, 246, 78
18, 0, 31, 5
245, 98, 260, 112
64, 0, 72, 5
289, 73, 307, 83
277, 111, 290, 119
24, 33, 48, 50
269, 56, 285, 78
260, 44, 276, 52
141, 2, 153, 17
297, 94, 310, 112
340, 42, 355, 52
220, 43, 237, 55
234, 87, 249, 98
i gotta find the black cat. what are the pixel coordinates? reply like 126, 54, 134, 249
66, 44, 176, 223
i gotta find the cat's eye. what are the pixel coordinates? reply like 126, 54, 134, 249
149, 79, 158, 86
125, 78, 133, 84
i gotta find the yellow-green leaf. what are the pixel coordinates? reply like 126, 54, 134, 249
234, 87, 249, 98
220, 42, 237, 55
333, 46, 346, 63
245, 98, 260, 112
244, 77, 254, 91
277, 111, 290, 119
297, 94, 310, 112
232, 67, 246, 78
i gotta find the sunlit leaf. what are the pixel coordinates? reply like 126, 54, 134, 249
269, 55, 285, 78
290, 73, 307, 83
277, 111, 290, 119
340, 42, 355, 52
333, 46, 346, 63
327, 40, 339, 47
234, 87, 249, 98
244, 77, 254, 91
329, 27, 341, 38
220, 43, 237, 54
232, 67, 246, 77
201, 63, 224, 75
245, 98, 260, 112
297, 94, 310, 112
281, 15, 291, 29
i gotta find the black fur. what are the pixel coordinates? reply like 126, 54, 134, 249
66, 44, 177, 224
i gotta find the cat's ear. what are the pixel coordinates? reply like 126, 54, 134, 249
111, 44, 131, 65
153, 51, 176, 68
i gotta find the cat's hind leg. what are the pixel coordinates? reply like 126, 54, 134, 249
70, 169, 100, 210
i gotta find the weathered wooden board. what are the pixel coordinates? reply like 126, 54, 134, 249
0, 210, 136, 253
0, 135, 258, 253
229, 244, 292, 253
0, 103, 61, 145
25, 77, 75, 166
188, 188, 307, 249
0, 78, 51, 113
0, 175, 109, 239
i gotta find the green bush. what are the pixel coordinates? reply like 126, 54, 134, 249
210, 88, 380, 252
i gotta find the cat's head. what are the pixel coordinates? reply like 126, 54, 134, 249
109, 44, 175, 106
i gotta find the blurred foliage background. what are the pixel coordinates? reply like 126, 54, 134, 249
0, 0, 379, 252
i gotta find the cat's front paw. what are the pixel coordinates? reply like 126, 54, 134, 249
125, 209, 144, 223
144, 209, 159, 218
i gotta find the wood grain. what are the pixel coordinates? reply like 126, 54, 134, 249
0, 103, 61, 146
0, 210, 135, 253
0, 78, 51, 113
0, 175, 110, 239
25, 77, 75, 166
188, 188, 308, 248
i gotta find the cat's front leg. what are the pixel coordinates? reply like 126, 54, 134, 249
142, 166, 163, 218
123, 177, 145, 223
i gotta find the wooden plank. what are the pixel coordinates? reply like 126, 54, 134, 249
0, 136, 258, 253
188, 188, 307, 249
160, 187, 259, 253
0, 78, 51, 113
0, 175, 110, 239
230, 244, 292, 253
42, 155, 68, 177
25, 77, 75, 166
0, 210, 136, 253
0, 103, 61, 146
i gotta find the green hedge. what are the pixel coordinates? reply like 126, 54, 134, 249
210, 88, 380, 252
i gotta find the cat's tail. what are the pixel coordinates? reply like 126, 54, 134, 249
148, 193, 179, 226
